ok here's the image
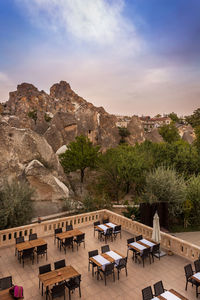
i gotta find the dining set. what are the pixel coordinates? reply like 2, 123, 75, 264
94, 219, 121, 242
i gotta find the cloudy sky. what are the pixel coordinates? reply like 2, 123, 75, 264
0, 0, 200, 116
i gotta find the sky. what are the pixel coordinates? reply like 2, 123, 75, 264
0, 0, 200, 117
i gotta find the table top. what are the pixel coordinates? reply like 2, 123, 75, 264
16, 238, 47, 252
90, 250, 124, 268
0, 288, 23, 300
39, 265, 80, 288
128, 241, 150, 253
96, 222, 117, 232
192, 272, 200, 283
56, 229, 83, 240
156, 289, 188, 300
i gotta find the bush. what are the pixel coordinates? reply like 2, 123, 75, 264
82, 195, 111, 212
142, 166, 186, 217
0, 180, 34, 229
186, 175, 200, 225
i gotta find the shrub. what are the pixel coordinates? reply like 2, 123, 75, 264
186, 175, 200, 225
0, 180, 34, 229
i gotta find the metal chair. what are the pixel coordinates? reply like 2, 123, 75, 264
66, 224, 73, 231
54, 259, 66, 270
61, 237, 74, 254
98, 263, 115, 286
29, 233, 37, 241
74, 233, 85, 251
136, 247, 151, 267
116, 257, 128, 280
102, 219, 109, 224
65, 275, 81, 300
127, 237, 135, 258
184, 264, 200, 297
36, 244, 48, 263
103, 228, 113, 243
50, 283, 66, 299
0, 276, 13, 290
93, 221, 100, 237
142, 286, 154, 300
101, 245, 110, 254
153, 280, 166, 296
15, 236, 24, 257
54, 228, 62, 246
151, 243, 160, 262
194, 260, 200, 273
21, 247, 34, 267
113, 225, 121, 239
39, 264, 51, 295
88, 250, 98, 276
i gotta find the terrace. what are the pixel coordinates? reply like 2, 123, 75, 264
0, 209, 199, 300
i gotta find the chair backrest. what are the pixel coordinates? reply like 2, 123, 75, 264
88, 249, 98, 258
141, 247, 150, 258
106, 228, 113, 236
103, 219, 109, 224
154, 281, 165, 296
55, 228, 62, 235
29, 233, 37, 241
64, 236, 74, 245
15, 236, 24, 244
101, 245, 110, 253
39, 264, 51, 275
114, 225, 121, 232
22, 247, 34, 257
51, 283, 65, 297
0, 276, 13, 290
67, 275, 81, 289
77, 233, 85, 242
184, 264, 193, 279
54, 259, 66, 270
142, 286, 153, 300
136, 235, 143, 241
127, 237, 135, 245
66, 224, 73, 231
104, 263, 114, 274
37, 244, 47, 253
194, 260, 200, 273
152, 243, 160, 253
118, 257, 127, 268
94, 221, 100, 227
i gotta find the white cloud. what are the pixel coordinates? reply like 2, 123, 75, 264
16, 0, 141, 52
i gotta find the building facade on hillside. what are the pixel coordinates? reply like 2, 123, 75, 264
115, 115, 131, 128
140, 116, 172, 131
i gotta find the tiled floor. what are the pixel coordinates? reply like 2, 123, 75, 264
0, 226, 196, 300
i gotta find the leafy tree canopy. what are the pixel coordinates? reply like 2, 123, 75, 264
185, 108, 200, 128
59, 135, 100, 183
168, 112, 179, 123
159, 122, 180, 143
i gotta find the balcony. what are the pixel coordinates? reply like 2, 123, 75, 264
0, 209, 199, 300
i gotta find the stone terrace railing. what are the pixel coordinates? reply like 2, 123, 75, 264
0, 209, 200, 261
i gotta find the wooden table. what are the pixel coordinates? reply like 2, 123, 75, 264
156, 289, 188, 300
192, 272, 200, 283
16, 238, 47, 252
56, 229, 83, 241
128, 241, 150, 253
0, 288, 23, 300
95, 223, 117, 232
39, 265, 80, 300
89, 250, 124, 269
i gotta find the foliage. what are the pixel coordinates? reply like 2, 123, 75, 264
62, 198, 80, 212
44, 113, 52, 122
82, 195, 111, 212
168, 112, 179, 123
59, 135, 101, 183
27, 109, 37, 124
118, 127, 130, 144
142, 166, 186, 217
122, 205, 141, 221
0, 180, 34, 229
185, 108, 200, 128
186, 175, 200, 226
95, 145, 153, 203
159, 123, 180, 143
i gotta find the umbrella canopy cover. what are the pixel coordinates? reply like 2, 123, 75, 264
152, 211, 161, 243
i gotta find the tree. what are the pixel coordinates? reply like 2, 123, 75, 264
185, 108, 200, 128
0, 180, 34, 229
59, 135, 100, 183
168, 112, 179, 123
118, 127, 130, 144
142, 166, 186, 217
186, 175, 200, 226
159, 123, 180, 143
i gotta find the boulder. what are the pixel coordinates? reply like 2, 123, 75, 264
126, 116, 145, 145
145, 128, 164, 143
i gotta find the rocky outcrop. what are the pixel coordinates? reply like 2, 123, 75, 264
0, 121, 71, 202
126, 116, 145, 145
145, 128, 164, 143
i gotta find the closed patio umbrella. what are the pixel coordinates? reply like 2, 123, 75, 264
152, 211, 161, 243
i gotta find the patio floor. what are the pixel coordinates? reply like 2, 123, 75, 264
0, 225, 196, 300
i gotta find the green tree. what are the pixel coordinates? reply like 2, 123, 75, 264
142, 166, 186, 216
118, 127, 130, 144
185, 108, 200, 128
159, 123, 180, 143
27, 109, 37, 124
168, 112, 179, 123
186, 175, 200, 226
0, 180, 34, 229
59, 135, 100, 183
